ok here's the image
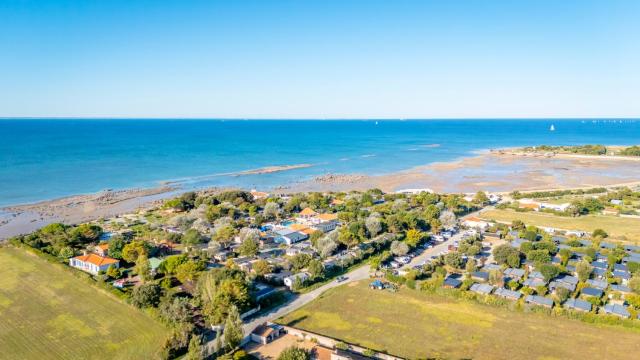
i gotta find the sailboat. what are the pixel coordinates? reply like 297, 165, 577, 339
550, 124, 555, 131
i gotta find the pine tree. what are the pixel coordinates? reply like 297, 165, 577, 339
223, 305, 243, 351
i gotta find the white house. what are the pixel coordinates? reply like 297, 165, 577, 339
311, 220, 338, 233
69, 253, 119, 275
539, 202, 571, 212
284, 272, 310, 289
274, 229, 308, 245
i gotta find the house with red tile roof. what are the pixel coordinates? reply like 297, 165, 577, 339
93, 243, 109, 257
69, 253, 119, 275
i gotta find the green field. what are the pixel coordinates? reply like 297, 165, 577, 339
480, 208, 640, 243
278, 281, 640, 360
0, 247, 169, 360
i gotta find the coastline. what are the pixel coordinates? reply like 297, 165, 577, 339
3, 149, 640, 240
0, 187, 177, 240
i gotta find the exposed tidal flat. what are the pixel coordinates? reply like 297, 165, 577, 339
2, 119, 640, 239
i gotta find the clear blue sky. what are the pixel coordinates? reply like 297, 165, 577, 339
1, 0, 639, 118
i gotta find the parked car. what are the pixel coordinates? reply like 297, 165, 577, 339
336, 276, 348, 283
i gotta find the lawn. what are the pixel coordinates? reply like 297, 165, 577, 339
479, 208, 640, 243
0, 246, 169, 360
278, 281, 640, 360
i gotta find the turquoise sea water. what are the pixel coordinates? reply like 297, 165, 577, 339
1, 119, 639, 207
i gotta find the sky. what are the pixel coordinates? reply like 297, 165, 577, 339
1, 0, 639, 119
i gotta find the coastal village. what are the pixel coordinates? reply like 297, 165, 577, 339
6, 184, 640, 359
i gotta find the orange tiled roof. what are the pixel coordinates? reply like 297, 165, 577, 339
317, 213, 338, 221
96, 243, 109, 251
331, 199, 345, 205
301, 228, 317, 235
73, 253, 119, 267
299, 207, 317, 216
289, 223, 310, 231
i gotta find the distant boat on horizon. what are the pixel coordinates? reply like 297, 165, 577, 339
550, 124, 555, 131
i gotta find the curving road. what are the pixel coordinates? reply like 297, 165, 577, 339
203, 264, 372, 355
243, 264, 371, 334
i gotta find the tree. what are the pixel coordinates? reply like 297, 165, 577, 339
158, 296, 191, 325
253, 259, 272, 276
131, 283, 162, 308
390, 241, 409, 256
223, 305, 243, 351
315, 231, 339, 258
122, 240, 148, 263
465, 258, 477, 273
277, 346, 311, 360
185, 335, 203, 360
629, 276, 640, 294
539, 263, 560, 282
511, 220, 526, 231
307, 259, 324, 280
526, 250, 551, 264
575, 260, 592, 282
160, 254, 188, 275
337, 227, 358, 249
558, 248, 572, 265
199, 270, 250, 324
58, 246, 74, 259
263, 202, 280, 220
439, 210, 456, 229
592, 228, 608, 238
213, 225, 236, 247
444, 252, 464, 269
522, 230, 537, 242
108, 235, 126, 259
555, 287, 570, 303
493, 244, 520, 266
106, 264, 120, 279
238, 237, 260, 257
507, 253, 521, 268
176, 260, 202, 284
182, 229, 205, 246
405, 229, 424, 248
365, 215, 382, 237
473, 191, 489, 205
70, 224, 103, 245
135, 254, 151, 282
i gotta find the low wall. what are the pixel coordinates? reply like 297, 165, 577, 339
280, 324, 404, 360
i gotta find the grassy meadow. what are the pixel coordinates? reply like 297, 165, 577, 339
479, 208, 640, 243
0, 246, 169, 360
278, 281, 640, 360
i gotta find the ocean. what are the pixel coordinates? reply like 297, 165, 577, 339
1, 119, 639, 207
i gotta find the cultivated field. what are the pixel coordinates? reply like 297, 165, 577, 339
0, 247, 169, 360
479, 208, 640, 242
278, 281, 640, 360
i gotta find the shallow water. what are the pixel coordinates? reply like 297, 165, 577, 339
1, 119, 639, 206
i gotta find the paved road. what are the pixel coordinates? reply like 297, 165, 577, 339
243, 264, 371, 334
204, 264, 372, 354
405, 232, 463, 268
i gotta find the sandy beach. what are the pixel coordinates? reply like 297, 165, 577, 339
0, 187, 176, 240
279, 150, 640, 194
3, 150, 640, 240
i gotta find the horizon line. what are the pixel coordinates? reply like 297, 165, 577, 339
1, 116, 638, 121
